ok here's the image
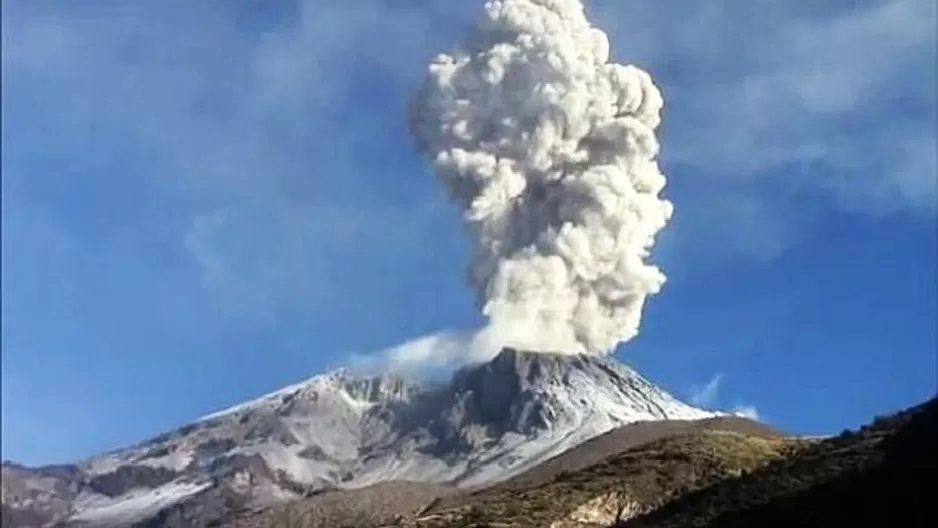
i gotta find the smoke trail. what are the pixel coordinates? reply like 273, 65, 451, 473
409, 0, 673, 356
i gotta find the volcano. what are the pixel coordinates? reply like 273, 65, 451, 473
1, 350, 717, 527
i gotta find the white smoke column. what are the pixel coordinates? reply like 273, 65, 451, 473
409, 0, 673, 356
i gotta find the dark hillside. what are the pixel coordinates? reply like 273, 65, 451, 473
621, 397, 938, 528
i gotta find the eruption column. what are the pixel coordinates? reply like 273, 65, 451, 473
409, 0, 673, 356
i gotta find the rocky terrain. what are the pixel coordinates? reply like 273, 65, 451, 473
6, 349, 929, 528
225, 397, 936, 528
223, 417, 786, 528
1, 349, 716, 527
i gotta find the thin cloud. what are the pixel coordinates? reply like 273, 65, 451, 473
689, 374, 723, 407
346, 330, 472, 377
731, 405, 760, 421
183, 203, 442, 321
3, 1, 470, 323
344, 324, 529, 377
689, 374, 760, 421
592, 0, 936, 265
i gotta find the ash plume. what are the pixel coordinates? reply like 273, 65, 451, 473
409, 0, 673, 356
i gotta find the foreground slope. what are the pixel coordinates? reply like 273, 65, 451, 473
405, 420, 799, 528
399, 397, 937, 528
484, 416, 782, 494
619, 397, 938, 528
1, 349, 714, 527
220, 417, 783, 528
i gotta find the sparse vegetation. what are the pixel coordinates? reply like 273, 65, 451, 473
222, 481, 456, 528
261, 502, 379, 528
618, 398, 938, 528
410, 427, 804, 528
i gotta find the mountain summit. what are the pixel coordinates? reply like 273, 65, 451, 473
2, 349, 715, 527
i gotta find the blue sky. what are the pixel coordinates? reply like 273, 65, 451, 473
2, 0, 935, 466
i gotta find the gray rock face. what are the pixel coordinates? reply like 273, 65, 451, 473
87, 466, 178, 498
1, 463, 86, 527
2, 349, 715, 527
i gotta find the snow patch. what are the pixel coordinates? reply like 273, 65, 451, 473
135, 450, 194, 472
198, 379, 314, 422
72, 481, 211, 525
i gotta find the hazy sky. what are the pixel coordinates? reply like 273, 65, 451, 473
2, 0, 935, 465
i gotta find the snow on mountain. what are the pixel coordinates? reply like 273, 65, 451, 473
1, 349, 716, 527
355, 348, 714, 487
69, 481, 213, 527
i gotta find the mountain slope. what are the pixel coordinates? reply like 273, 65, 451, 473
424, 416, 785, 516
223, 418, 783, 528
226, 481, 459, 528
619, 397, 938, 528
403, 421, 801, 528
367, 348, 716, 488
1, 349, 716, 527
486, 416, 783, 494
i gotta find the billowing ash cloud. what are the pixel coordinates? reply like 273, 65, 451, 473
408, 0, 673, 356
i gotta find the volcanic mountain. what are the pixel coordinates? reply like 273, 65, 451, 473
1, 349, 716, 527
